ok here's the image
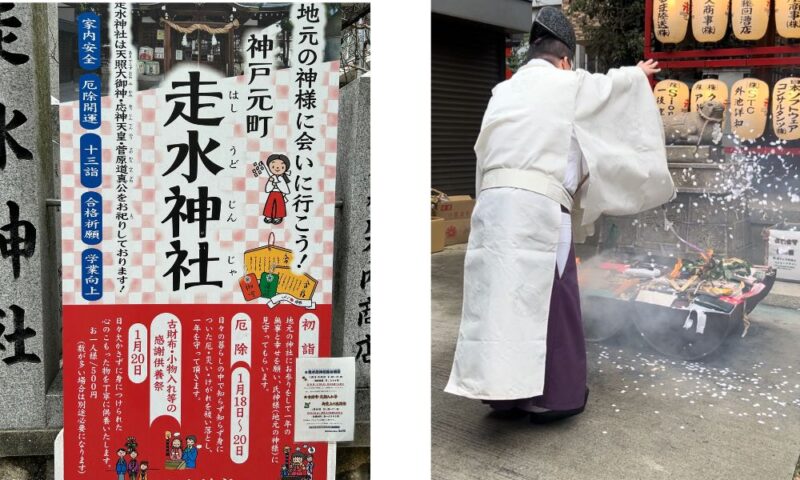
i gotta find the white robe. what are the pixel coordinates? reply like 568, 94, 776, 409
266, 175, 290, 195
445, 60, 675, 400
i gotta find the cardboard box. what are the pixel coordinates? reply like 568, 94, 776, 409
431, 217, 445, 253
433, 194, 475, 221
444, 218, 470, 246
767, 223, 800, 282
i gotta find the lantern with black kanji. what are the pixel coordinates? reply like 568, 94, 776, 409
730, 78, 769, 141
773, 77, 800, 141
775, 0, 800, 38
653, 0, 691, 44
731, 0, 771, 41
654, 79, 690, 117
692, 0, 730, 42
691, 77, 729, 112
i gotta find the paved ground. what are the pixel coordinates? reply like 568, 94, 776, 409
432, 246, 800, 480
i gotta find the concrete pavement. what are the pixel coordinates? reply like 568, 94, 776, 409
432, 246, 800, 480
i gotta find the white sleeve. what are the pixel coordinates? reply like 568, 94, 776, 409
475, 161, 482, 198
278, 179, 290, 195
573, 67, 675, 225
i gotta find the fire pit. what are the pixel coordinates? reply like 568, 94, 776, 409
579, 252, 776, 359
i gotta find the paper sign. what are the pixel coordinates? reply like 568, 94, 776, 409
294, 357, 356, 442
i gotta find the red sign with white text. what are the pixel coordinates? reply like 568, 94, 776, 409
60, 3, 339, 479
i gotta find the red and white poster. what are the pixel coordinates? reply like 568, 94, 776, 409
60, 3, 340, 479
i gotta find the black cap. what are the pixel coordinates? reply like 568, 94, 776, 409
530, 7, 576, 56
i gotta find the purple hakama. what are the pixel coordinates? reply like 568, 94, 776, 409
486, 243, 588, 412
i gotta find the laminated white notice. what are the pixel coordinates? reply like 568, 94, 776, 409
294, 357, 355, 443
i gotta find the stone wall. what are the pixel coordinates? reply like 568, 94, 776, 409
332, 75, 371, 447
0, 2, 61, 455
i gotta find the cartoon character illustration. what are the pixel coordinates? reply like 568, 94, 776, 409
262, 153, 291, 225
127, 449, 139, 480
164, 431, 186, 470
280, 445, 316, 479
288, 450, 307, 476
139, 462, 149, 480
306, 454, 315, 476
169, 434, 182, 461
181, 435, 199, 469
125, 436, 138, 453
115, 448, 127, 480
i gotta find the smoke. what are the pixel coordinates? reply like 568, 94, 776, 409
579, 254, 638, 343
578, 136, 797, 361
578, 251, 747, 361
582, 252, 799, 436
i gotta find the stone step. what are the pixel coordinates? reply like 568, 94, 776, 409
0, 370, 62, 457
669, 162, 730, 194
0, 429, 60, 458
759, 280, 800, 310
666, 145, 725, 163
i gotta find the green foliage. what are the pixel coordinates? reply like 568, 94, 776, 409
507, 38, 529, 75
681, 256, 752, 281
566, 0, 645, 71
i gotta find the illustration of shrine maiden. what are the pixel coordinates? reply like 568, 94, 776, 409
263, 153, 291, 225
169, 436, 182, 461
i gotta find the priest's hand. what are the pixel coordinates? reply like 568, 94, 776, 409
637, 59, 661, 76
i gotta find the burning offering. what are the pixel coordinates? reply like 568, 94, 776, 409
580, 250, 776, 360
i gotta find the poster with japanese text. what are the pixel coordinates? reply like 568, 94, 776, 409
59, 3, 340, 479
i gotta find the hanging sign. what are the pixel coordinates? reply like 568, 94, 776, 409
773, 77, 800, 141
775, 0, 800, 38
732, 0, 771, 40
730, 78, 769, 141
654, 79, 690, 117
691, 78, 729, 112
61, 4, 342, 479
692, 0, 730, 42
653, 0, 691, 44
